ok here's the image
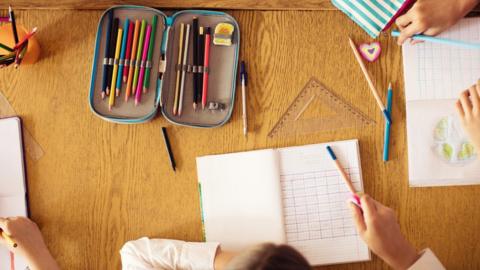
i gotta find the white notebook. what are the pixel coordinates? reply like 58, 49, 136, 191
0, 117, 29, 270
402, 17, 480, 186
196, 140, 370, 266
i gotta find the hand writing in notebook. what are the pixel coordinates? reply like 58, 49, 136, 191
0, 217, 60, 270
456, 81, 480, 151
395, 0, 478, 45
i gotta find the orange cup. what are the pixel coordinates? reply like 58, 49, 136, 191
0, 24, 40, 65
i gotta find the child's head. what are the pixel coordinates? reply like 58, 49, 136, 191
225, 243, 311, 270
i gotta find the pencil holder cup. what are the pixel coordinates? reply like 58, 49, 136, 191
0, 24, 41, 65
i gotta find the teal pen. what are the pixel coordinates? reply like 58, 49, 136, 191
383, 83, 393, 162
391, 30, 480, 49
116, 18, 130, 97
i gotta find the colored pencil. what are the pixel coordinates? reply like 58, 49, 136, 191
132, 20, 146, 97
157, 26, 171, 108
161, 127, 176, 172
116, 19, 130, 97
173, 23, 185, 116
0, 230, 17, 248
192, 17, 199, 110
143, 15, 158, 93
109, 27, 123, 111
101, 11, 113, 99
197, 27, 205, 105
241, 61, 248, 136
8, 6, 18, 44
391, 30, 480, 49
135, 25, 152, 106
0, 42, 13, 52
106, 18, 119, 96
383, 83, 393, 161
348, 37, 391, 124
14, 41, 27, 69
202, 27, 211, 110
178, 24, 191, 116
13, 27, 37, 51
326, 145, 356, 194
0, 16, 9, 23
123, 21, 135, 83
125, 20, 141, 101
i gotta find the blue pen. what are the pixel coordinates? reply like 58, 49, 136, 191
101, 10, 113, 99
383, 83, 393, 162
391, 30, 480, 49
116, 18, 130, 97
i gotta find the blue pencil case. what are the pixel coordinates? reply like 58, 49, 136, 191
89, 5, 240, 127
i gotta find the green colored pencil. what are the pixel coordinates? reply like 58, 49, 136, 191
132, 20, 147, 96
143, 15, 158, 93
0, 43, 13, 52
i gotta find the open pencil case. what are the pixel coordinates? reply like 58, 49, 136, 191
89, 5, 240, 127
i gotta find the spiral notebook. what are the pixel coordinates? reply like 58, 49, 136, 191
196, 140, 370, 266
0, 117, 29, 270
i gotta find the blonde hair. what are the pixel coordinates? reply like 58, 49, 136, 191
225, 243, 312, 270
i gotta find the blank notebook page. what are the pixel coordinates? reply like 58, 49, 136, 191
403, 17, 480, 102
196, 149, 286, 251
0, 117, 28, 270
277, 140, 370, 265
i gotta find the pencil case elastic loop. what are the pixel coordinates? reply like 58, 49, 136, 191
186, 65, 192, 73
119, 59, 125, 66
176, 64, 182, 71
103, 58, 109, 65
159, 60, 166, 73
192, 65, 198, 73
140, 60, 146, 68
204, 66, 210, 74
145, 60, 152, 69
124, 60, 130, 67
108, 58, 114, 65
198, 66, 204, 74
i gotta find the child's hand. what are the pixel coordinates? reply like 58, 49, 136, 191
0, 217, 60, 270
456, 81, 480, 151
350, 195, 419, 270
395, 0, 478, 45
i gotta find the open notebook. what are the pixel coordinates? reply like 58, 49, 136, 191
196, 140, 370, 266
401, 17, 480, 187
0, 117, 29, 269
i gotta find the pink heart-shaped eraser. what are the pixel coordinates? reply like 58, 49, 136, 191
358, 42, 381, 62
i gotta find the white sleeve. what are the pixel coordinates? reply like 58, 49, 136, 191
408, 249, 445, 270
120, 237, 219, 270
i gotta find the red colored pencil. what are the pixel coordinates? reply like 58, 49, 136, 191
202, 27, 211, 110
123, 21, 134, 83
13, 27, 37, 50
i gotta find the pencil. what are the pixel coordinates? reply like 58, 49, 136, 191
106, 18, 119, 96
178, 24, 191, 116
132, 20, 147, 98
101, 11, 113, 99
197, 27, 205, 105
109, 27, 123, 111
202, 27, 211, 110
135, 25, 152, 106
383, 83, 393, 162
123, 21, 135, 83
8, 6, 19, 44
161, 127, 176, 172
0, 230, 17, 248
143, 15, 158, 93
326, 145, 356, 194
192, 17, 199, 110
173, 23, 185, 116
348, 37, 391, 124
125, 20, 141, 101
13, 27, 37, 51
241, 61, 248, 136
0, 42, 13, 52
391, 30, 480, 49
115, 19, 130, 97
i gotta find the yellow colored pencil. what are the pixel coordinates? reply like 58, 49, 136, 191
125, 20, 140, 102
173, 23, 185, 116
0, 230, 17, 248
109, 28, 123, 111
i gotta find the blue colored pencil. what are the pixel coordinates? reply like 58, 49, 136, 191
116, 18, 130, 97
101, 11, 113, 99
391, 30, 480, 49
383, 83, 393, 162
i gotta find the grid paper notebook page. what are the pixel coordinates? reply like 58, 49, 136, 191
403, 17, 480, 102
0, 117, 29, 270
277, 140, 370, 265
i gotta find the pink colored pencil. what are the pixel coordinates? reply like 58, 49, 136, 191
135, 25, 152, 106
201, 28, 211, 110
123, 21, 134, 83
0, 16, 9, 22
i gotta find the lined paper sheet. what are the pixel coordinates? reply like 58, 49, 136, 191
278, 140, 370, 265
0, 117, 29, 270
403, 17, 480, 102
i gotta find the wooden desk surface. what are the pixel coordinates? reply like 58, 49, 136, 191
2, 8, 480, 270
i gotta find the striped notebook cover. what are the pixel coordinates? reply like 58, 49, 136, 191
332, 0, 413, 38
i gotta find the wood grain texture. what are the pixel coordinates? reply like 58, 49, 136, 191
1, 8, 480, 270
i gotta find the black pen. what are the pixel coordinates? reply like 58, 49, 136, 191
161, 127, 176, 172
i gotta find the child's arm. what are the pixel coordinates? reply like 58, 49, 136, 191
456, 81, 480, 151
350, 195, 445, 270
395, 0, 478, 45
0, 217, 60, 270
